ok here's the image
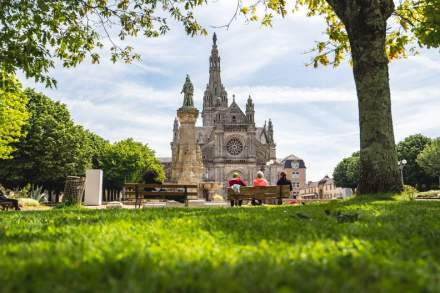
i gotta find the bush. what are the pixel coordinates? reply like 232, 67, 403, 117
401, 185, 417, 200
17, 198, 40, 207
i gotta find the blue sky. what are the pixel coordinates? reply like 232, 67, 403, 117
20, 2, 440, 181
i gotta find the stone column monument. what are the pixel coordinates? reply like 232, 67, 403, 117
171, 75, 204, 185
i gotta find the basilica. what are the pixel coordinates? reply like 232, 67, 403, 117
170, 33, 279, 185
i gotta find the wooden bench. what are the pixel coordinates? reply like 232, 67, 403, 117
227, 185, 291, 205
122, 183, 198, 208
0, 201, 14, 211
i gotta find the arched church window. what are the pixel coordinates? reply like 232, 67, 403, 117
232, 116, 236, 123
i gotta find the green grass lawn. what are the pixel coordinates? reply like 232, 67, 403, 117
1, 197, 439, 292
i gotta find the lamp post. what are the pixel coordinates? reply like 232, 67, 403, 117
398, 159, 407, 186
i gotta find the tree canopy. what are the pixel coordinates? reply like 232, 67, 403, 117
98, 138, 164, 189
333, 152, 360, 190
0, 71, 29, 159
1, 0, 438, 87
0, 88, 165, 194
0, 0, 206, 87
397, 134, 437, 190
0, 89, 94, 192
417, 138, 440, 185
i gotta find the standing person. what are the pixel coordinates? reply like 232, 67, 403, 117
0, 189, 20, 211
277, 171, 293, 204
228, 172, 247, 207
252, 171, 268, 205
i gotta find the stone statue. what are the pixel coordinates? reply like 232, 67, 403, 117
181, 74, 194, 108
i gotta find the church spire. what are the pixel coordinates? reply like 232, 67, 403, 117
173, 117, 179, 141
208, 33, 221, 90
246, 94, 255, 124
202, 33, 228, 126
268, 119, 274, 144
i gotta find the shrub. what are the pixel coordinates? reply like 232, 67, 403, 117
17, 198, 40, 207
401, 185, 418, 201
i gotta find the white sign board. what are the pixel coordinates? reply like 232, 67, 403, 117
84, 169, 103, 206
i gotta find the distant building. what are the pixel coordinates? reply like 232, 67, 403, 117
280, 155, 306, 197
158, 157, 172, 181
299, 175, 353, 200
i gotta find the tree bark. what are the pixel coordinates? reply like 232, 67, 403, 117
327, 0, 402, 194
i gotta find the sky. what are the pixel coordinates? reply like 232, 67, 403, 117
19, 2, 440, 181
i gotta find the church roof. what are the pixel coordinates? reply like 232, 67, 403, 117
226, 96, 246, 117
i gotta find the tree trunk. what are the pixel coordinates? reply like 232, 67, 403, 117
328, 0, 402, 194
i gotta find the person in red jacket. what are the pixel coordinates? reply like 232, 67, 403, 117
228, 172, 246, 207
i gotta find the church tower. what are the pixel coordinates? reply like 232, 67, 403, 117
202, 33, 228, 126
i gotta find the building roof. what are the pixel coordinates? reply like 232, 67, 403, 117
282, 154, 303, 162
281, 154, 306, 169
158, 157, 172, 163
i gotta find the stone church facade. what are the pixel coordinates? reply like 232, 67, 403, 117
170, 34, 279, 185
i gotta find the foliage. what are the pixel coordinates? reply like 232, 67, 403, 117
27, 185, 47, 203
334, 135, 438, 191
417, 138, 440, 183
17, 197, 40, 207
86, 130, 110, 169
0, 90, 94, 192
397, 134, 437, 190
333, 152, 360, 189
0, 198, 440, 291
2, 0, 437, 86
98, 138, 164, 189
238, 0, 440, 67
0, 71, 29, 159
0, 0, 207, 87
400, 185, 417, 201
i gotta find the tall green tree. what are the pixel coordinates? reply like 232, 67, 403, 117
0, 90, 93, 192
333, 152, 360, 191
0, 71, 29, 159
1, 0, 439, 194
98, 138, 164, 189
417, 138, 440, 189
397, 134, 437, 190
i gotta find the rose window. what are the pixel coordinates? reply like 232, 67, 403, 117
226, 138, 243, 155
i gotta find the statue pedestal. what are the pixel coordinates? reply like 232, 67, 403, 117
171, 107, 204, 186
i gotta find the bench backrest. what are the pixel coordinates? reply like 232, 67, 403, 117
227, 185, 290, 200
123, 183, 198, 199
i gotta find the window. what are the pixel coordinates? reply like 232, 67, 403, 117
292, 171, 299, 179
226, 138, 243, 156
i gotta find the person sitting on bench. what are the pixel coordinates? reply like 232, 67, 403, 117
0, 190, 20, 211
252, 171, 268, 205
228, 172, 247, 207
